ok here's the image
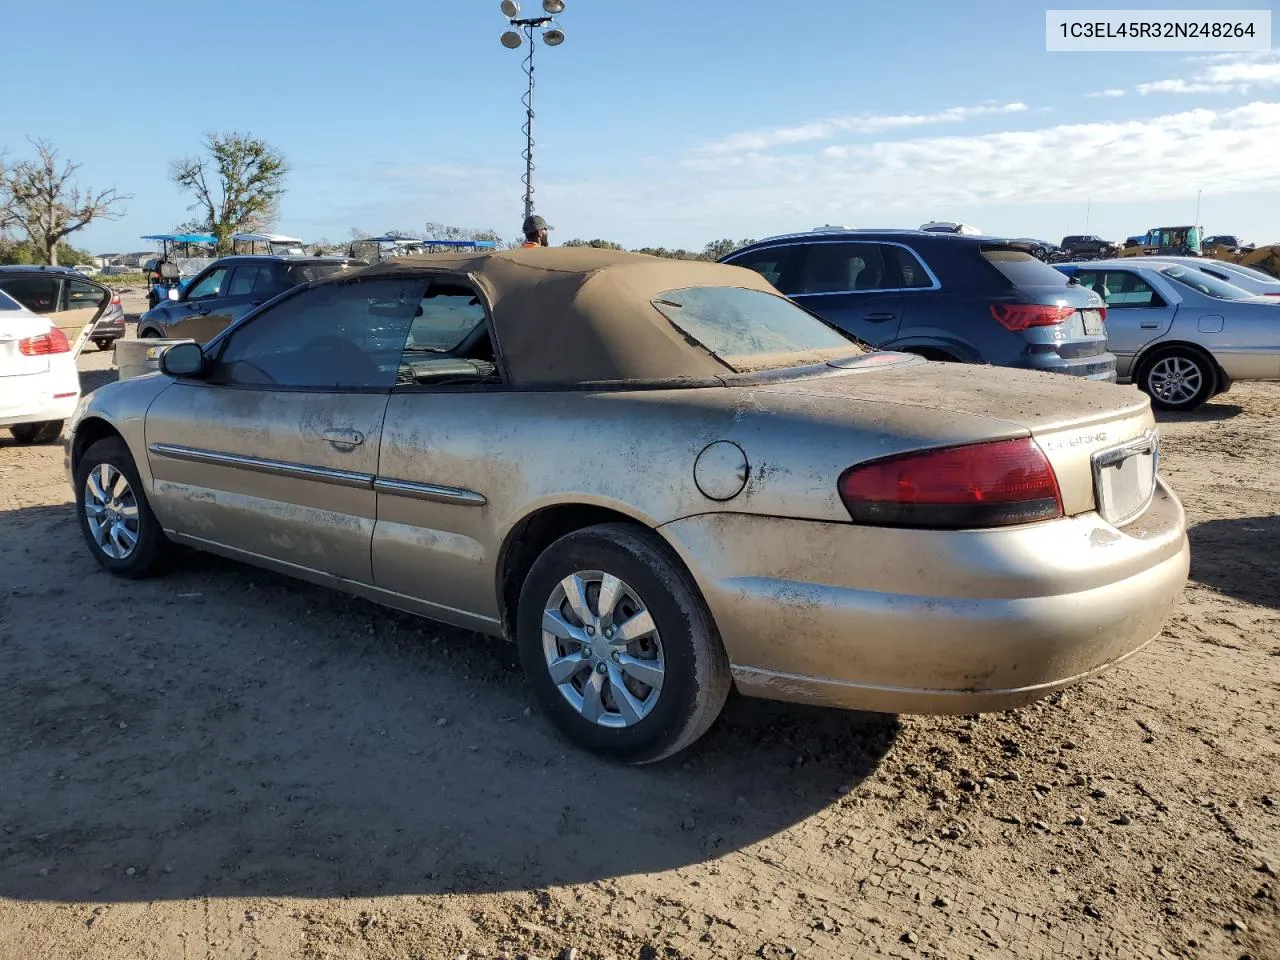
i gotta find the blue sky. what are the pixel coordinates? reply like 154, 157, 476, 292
4, 0, 1279, 253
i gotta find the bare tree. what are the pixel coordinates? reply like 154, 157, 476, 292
170, 132, 288, 252
0, 140, 129, 265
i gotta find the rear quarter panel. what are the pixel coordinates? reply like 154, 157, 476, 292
374, 382, 1032, 619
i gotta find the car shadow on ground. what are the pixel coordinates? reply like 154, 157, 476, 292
1188, 514, 1280, 609
1154, 400, 1245, 423
0, 502, 899, 904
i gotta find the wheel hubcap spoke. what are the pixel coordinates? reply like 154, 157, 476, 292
615, 653, 664, 691
547, 651, 587, 684
607, 663, 646, 724
559, 573, 595, 626
579, 670, 607, 724
612, 609, 656, 644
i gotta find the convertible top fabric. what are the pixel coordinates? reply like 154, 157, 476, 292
318, 247, 783, 385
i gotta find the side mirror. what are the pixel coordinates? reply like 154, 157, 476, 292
159, 342, 205, 378
167, 287, 180, 301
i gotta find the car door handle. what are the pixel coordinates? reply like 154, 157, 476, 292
1140, 322, 1160, 329
323, 429, 365, 451
864, 312, 896, 322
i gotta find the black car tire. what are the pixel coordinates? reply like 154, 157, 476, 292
93, 338, 115, 352
1137, 347, 1216, 412
139, 328, 162, 339
9, 420, 63, 444
516, 522, 731, 764
74, 437, 172, 579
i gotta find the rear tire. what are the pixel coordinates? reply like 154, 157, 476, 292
94, 338, 114, 352
515, 523, 731, 764
1137, 347, 1215, 411
9, 420, 63, 444
74, 437, 172, 578
139, 328, 162, 339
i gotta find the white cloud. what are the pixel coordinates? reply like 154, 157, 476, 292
1086, 88, 1126, 98
538, 101, 1280, 241
696, 102, 1028, 154
1137, 51, 1280, 95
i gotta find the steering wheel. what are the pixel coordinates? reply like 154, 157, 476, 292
300, 335, 380, 385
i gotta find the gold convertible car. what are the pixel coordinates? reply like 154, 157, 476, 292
67, 248, 1189, 762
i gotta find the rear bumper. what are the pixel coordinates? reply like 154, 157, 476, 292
658, 480, 1188, 713
0, 379, 80, 428
1015, 352, 1117, 382
90, 315, 126, 338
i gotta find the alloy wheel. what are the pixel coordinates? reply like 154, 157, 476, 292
84, 463, 140, 560
541, 570, 665, 728
1147, 355, 1203, 406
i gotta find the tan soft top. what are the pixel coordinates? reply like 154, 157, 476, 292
321, 247, 784, 385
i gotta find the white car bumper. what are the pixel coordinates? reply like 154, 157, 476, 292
0, 368, 81, 428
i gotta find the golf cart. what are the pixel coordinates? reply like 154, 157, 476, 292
141, 233, 217, 309
348, 236, 500, 262
230, 232, 307, 256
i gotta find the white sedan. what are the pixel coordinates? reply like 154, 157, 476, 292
0, 288, 80, 444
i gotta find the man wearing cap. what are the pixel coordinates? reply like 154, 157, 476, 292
521, 215, 551, 248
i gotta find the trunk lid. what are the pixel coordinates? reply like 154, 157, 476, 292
754, 359, 1156, 522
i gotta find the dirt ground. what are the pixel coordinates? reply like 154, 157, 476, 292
1, 305, 1277, 960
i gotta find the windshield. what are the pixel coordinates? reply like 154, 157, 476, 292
651, 286, 860, 371
287, 262, 357, 285
1158, 265, 1254, 301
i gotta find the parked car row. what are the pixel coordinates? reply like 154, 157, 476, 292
64, 246, 1190, 762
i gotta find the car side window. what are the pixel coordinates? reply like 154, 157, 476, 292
726, 247, 797, 294
1073, 270, 1102, 295
65, 279, 108, 310
207, 278, 428, 390
226, 265, 267, 297
1100, 271, 1163, 308
878, 244, 933, 289
793, 243, 886, 295
396, 282, 501, 387
186, 267, 229, 301
0, 276, 60, 313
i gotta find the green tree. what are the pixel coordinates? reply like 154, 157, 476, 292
701, 238, 755, 261
170, 132, 288, 252
563, 238, 625, 250
0, 140, 129, 265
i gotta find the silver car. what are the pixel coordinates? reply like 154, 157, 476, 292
67, 249, 1189, 762
1057, 259, 1280, 411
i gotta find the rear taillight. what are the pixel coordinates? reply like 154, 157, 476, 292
990, 303, 1076, 332
18, 329, 71, 356
110, 293, 121, 306
838, 438, 1063, 529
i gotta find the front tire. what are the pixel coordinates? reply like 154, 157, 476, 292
9, 420, 63, 444
1138, 348, 1215, 411
516, 523, 731, 764
74, 437, 172, 578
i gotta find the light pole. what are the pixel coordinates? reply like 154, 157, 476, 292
500, 0, 566, 222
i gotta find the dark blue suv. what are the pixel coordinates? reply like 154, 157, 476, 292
720, 229, 1116, 380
